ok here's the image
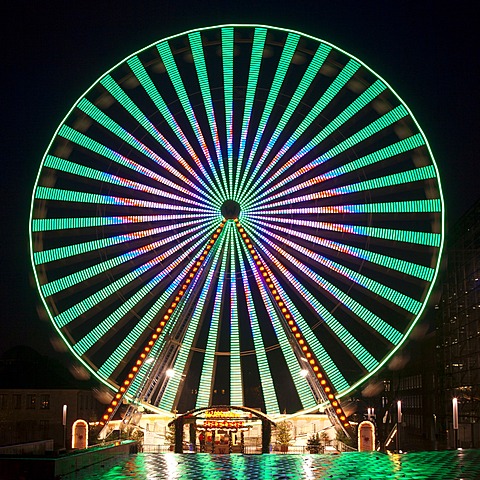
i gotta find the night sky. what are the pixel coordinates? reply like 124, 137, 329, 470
1, 1, 478, 374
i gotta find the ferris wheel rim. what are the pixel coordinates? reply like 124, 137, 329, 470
29, 23, 444, 414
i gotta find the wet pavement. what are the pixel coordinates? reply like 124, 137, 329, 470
62, 449, 480, 479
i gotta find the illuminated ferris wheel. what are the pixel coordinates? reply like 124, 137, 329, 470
30, 25, 443, 426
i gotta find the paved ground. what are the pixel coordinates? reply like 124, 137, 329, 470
62, 449, 480, 479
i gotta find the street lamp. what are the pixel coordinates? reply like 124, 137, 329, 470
396, 400, 402, 453
452, 397, 459, 449
62, 404, 68, 450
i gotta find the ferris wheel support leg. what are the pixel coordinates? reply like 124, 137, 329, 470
97, 221, 227, 431
234, 218, 353, 438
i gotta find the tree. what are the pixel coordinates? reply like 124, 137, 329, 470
165, 424, 176, 447
275, 420, 293, 452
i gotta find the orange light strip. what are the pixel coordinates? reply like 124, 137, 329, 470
100, 220, 227, 425
234, 218, 352, 431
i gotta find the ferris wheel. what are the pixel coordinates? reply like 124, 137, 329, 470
30, 25, 443, 425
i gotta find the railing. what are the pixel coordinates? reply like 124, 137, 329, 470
142, 442, 353, 454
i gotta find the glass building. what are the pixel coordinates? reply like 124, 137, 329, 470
435, 199, 480, 448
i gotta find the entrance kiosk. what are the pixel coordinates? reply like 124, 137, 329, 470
169, 406, 276, 454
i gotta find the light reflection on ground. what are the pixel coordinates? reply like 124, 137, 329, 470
62, 450, 480, 479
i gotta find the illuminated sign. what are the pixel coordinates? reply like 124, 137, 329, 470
203, 420, 244, 429
204, 410, 241, 419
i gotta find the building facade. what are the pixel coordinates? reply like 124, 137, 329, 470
435, 200, 480, 448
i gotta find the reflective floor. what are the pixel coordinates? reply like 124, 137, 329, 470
63, 450, 480, 479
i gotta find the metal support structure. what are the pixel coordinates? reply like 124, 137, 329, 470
174, 416, 185, 454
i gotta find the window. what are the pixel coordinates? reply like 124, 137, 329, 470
26, 394, 36, 409
40, 394, 50, 410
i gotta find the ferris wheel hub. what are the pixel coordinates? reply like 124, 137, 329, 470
221, 199, 241, 220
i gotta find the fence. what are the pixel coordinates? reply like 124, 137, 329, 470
142, 441, 352, 454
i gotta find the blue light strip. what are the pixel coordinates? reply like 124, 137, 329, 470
233, 229, 279, 415
127, 55, 224, 203
233, 27, 267, 199
222, 27, 234, 199
248, 216, 434, 281
159, 227, 227, 411
189, 31, 229, 199
243, 218, 379, 371
229, 228, 243, 406
196, 224, 231, 408
157, 40, 227, 203
235, 32, 300, 201
237, 227, 317, 410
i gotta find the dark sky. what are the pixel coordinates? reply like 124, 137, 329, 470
1, 0, 478, 365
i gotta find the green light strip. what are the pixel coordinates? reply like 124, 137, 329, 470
251, 43, 332, 178
253, 221, 420, 316
252, 134, 426, 208
233, 27, 267, 199
248, 104, 410, 206
255, 199, 442, 216
189, 32, 229, 199
127, 56, 223, 203
159, 228, 226, 411
269, 274, 350, 392
57, 124, 212, 206
240, 59, 364, 204
34, 215, 204, 265
229, 228, 243, 406
157, 40, 227, 202
31, 214, 206, 232
73, 234, 207, 356
250, 216, 434, 282
257, 165, 439, 221
42, 155, 211, 209
222, 27, 234, 199
34, 186, 212, 214
250, 211, 440, 247
99, 75, 213, 199
97, 244, 205, 378
126, 243, 216, 395
243, 218, 379, 371
41, 218, 217, 298
76, 99, 206, 198
235, 32, 300, 201
238, 227, 317, 410
196, 225, 231, 408
233, 229, 279, 415
53, 224, 213, 328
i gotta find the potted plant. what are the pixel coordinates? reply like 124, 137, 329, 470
276, 420, 293, 453
165, 424, 176, 451
306, 432, 321, 454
